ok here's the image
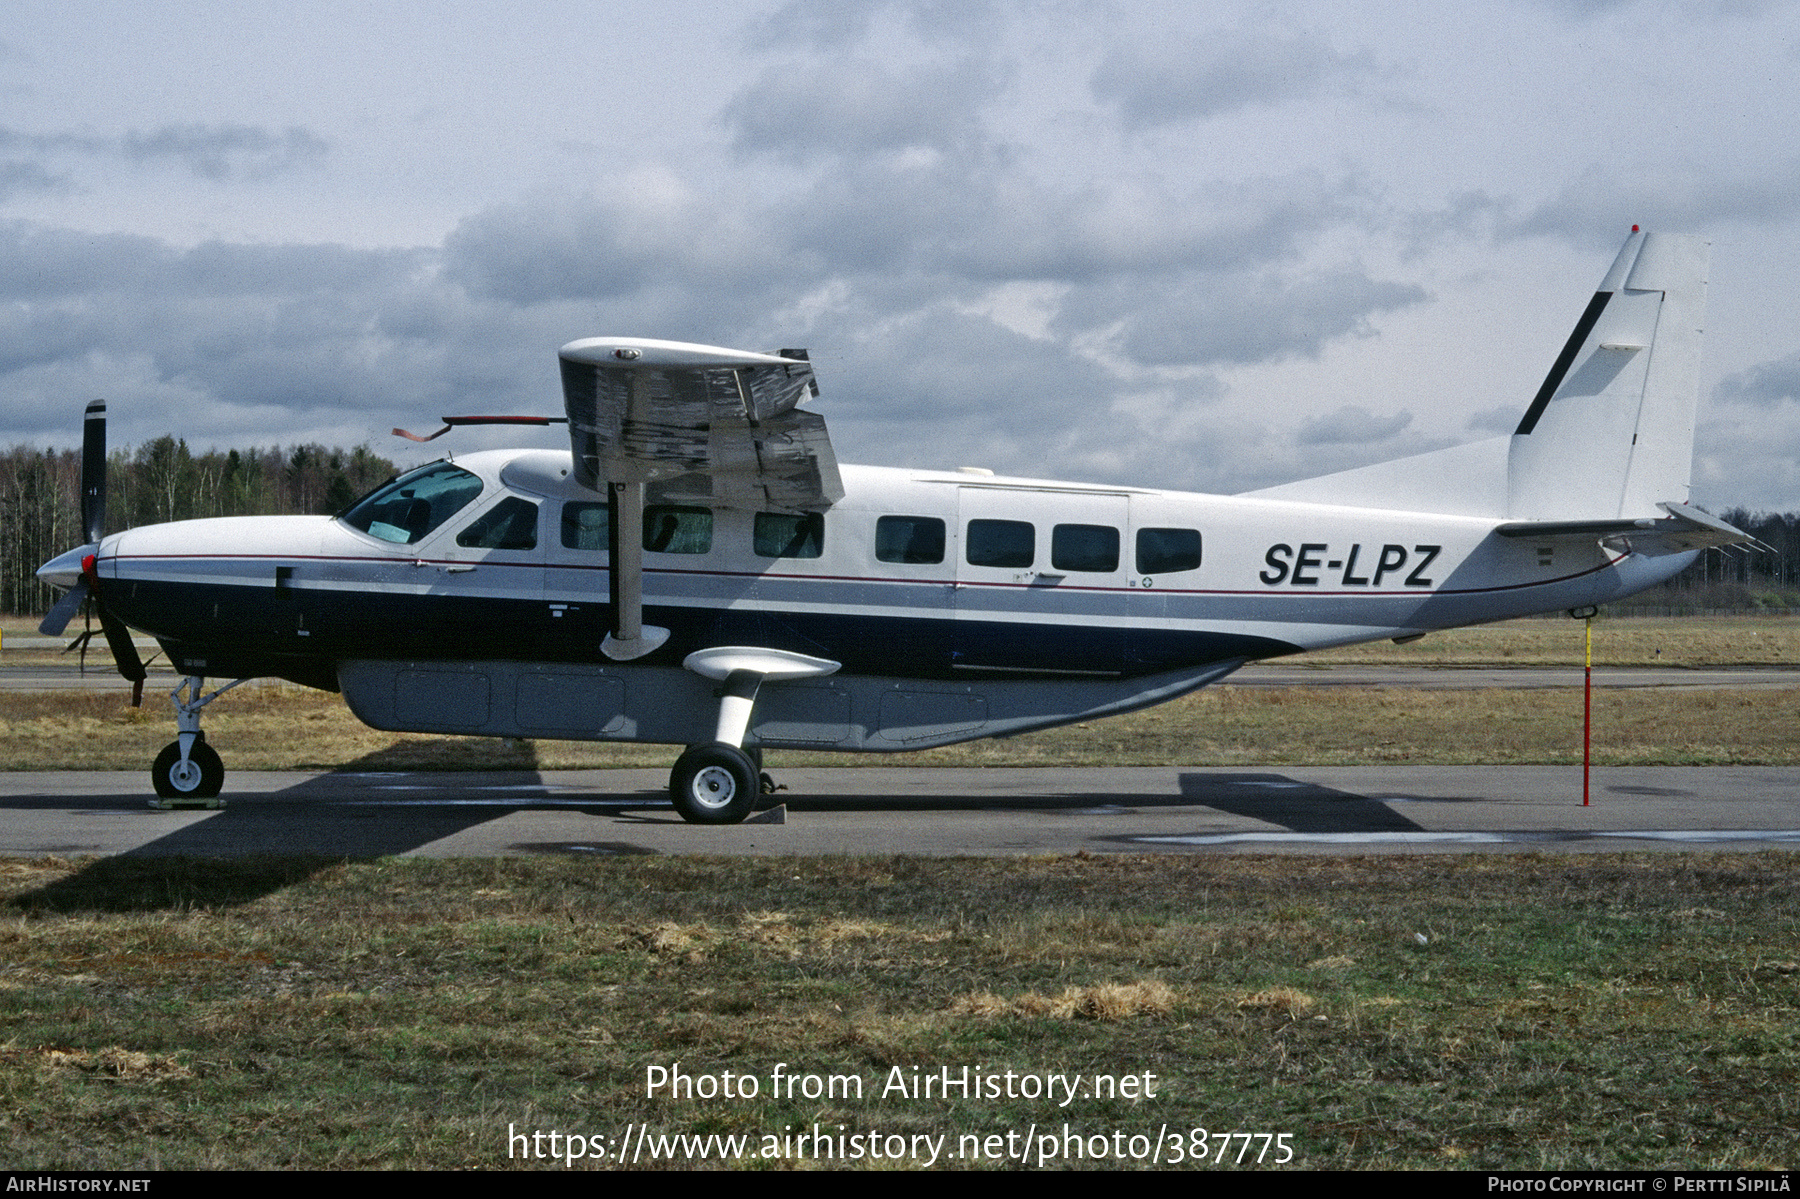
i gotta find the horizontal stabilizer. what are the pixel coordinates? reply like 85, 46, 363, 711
1496, 501, 1753, 555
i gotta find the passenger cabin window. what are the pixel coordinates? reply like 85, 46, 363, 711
966, 519, 1033, 568
755, 511, 824, 559
1136, 527, 1202, 574
561, 501, 609, 551
1052, 523, 1119, 573
875, 515, 945, 564
456, 497, 539, 550
340, 462, 483, 545
643, 505, 712, 554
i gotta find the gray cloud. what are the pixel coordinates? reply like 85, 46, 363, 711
0, 159, 64, 201
768, 156, 1377, 290
0, 122, 327, 188
1298, 404, 1415, 445
1531, 0, 1783, 15
441, 187, 799, 333
723, 55, 1002, 162
747, 0, 1005, 48
1467, 405, 1522, 434
1091, 28, 1374, 129
1507, 161, 1800, 244
1059, 268, 1426, 368
1716, 352, 1800, 408
0, 222, 476, 449
120, 124, 328, 180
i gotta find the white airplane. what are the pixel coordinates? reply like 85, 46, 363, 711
37, 228, 1750, 822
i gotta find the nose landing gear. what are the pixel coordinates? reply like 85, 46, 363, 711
148, 675, 247, 809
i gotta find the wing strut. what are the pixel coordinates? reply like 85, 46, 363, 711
602, 480, 670, 660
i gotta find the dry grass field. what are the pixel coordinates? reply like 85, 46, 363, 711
4, 852, 1797, 1170
9, 681, 1797, 772
3, 615, 1796, 771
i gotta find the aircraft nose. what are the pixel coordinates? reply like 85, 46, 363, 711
36, 545, 92, 589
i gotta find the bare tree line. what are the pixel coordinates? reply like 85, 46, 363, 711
2, 438, 395, 615
1626, 508, 1800, 612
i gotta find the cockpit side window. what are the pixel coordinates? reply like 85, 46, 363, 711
457, 496, 539, 550
340, 462, 484, 545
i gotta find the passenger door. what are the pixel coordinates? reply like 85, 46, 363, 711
953, 487, 1130, 675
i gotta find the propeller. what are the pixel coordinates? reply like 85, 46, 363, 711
35, 400, 148, 704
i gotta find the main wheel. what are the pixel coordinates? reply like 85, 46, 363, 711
668, 743, 757, 824
151, 739, 224, 800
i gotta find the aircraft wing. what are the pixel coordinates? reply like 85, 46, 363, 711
1495, 502, 1755, 555
558, 337, 843, 511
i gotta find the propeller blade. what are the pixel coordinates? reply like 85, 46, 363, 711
38, 579, 89, 636
81, 399, 106, 545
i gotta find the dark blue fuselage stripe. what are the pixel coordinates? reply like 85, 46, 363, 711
113, 578, 1301, 684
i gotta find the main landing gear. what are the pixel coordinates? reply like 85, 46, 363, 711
150, 675, 247, 808
667, 648, 837, 824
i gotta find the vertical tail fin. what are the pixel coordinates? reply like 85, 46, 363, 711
1507, 230, 1709, 520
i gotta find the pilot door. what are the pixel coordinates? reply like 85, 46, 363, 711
418, 493, 550, 654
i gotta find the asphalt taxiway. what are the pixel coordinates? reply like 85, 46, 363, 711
4, 765, 1798, 858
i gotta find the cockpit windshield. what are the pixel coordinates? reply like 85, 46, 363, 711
340, 461, 484, 545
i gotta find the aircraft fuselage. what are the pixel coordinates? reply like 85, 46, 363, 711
79, 448, 1691, 753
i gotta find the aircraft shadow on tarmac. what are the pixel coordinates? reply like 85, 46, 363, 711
767, 771, 1442, 833
1174, 772, 1431, 833
6, 766, 1453, 912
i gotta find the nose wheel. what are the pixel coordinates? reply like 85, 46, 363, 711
152, 736, 224, 803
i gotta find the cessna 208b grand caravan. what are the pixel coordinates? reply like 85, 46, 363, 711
37, 229, 1751, 822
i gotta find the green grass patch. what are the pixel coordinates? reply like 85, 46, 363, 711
4, 853, 1798, 1169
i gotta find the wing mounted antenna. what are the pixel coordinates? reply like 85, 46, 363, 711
393, 415, 569, 442
557, 337, 842, 661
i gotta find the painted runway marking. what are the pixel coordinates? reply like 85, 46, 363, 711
325, 796, 647, 807
1133, 829, 1800, 846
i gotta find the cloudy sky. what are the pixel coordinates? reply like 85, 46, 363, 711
5, 0, 1799, 512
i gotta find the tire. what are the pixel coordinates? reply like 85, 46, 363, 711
743, 744, 780, 800
668, 743, 757, 824
152, 739, 224, 800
